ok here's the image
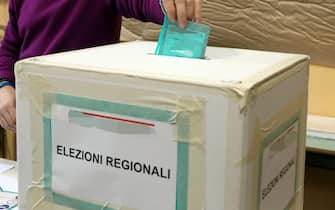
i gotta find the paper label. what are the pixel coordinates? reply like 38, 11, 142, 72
0, 163, 14, 174
51, 104, 177, 210
260, 121, 299, 210
0, 191, 18, 209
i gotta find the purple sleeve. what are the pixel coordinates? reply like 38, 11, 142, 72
0, 0, 21, 82
113, 0, 165, 24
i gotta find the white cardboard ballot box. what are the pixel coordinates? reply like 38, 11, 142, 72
15, 41, 309, 210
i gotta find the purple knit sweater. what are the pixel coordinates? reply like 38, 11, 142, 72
0, 0, 164, 81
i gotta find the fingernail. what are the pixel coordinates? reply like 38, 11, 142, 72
180, 22, 187, 28
169, 17, 176, 22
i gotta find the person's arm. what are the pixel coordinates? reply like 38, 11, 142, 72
0, 0, 20, 131
113, 0, 202, 27
0, 0, 21, 82
113, 0, 165, 24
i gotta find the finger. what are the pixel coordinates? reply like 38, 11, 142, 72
7, 107, 16, 129
2, 111, 13, 130
3, 110, 14, 127
186, 0, 194, 20
7, 126, 16, 132
194, 0, 202, 23
10, 108, 16, 131
5, 123, 15, 131
175, 0, 187, 27
0, 114, 9, 129
163, 0, 177, 22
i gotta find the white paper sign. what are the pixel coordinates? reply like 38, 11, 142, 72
51, 104, 177, 210
0, 191, 18, 209
260, 121, 299, 210
0, 162, 14, 174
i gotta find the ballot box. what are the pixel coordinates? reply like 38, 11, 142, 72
15, 41, 309, 210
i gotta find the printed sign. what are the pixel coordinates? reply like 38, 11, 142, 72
260, 120, 299, 210
51, 104, 178, 210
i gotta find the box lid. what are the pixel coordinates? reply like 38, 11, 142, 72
15, 41, 309, 105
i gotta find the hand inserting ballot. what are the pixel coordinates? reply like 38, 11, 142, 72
162, 0, 202, 28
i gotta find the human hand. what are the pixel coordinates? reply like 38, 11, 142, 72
162, 0, 202, 28
0, 86, 16, 131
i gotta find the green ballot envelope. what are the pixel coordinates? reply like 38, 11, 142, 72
155, 16, 210, 59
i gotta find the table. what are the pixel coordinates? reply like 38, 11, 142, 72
0, 158, 18, 210
306, 115, 335, 157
